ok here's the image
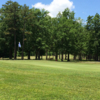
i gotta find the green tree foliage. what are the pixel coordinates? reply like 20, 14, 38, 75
20, 4, 30, 60
0, 1, 21, 59
0, 0, 100, 61
86, 13, 100, 61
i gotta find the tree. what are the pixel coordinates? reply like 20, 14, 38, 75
86, 13, 100, 61
61, 8, 75, 61
0, 1, 21, 59
20, 4, 30, 60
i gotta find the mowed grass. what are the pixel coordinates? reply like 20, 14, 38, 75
0, 60, 100, 100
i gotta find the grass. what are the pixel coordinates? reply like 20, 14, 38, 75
0, 60, 100, 100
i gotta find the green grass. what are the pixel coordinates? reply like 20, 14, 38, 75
0, 60, 100, 100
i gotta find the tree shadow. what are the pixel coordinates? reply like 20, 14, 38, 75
0, 58, 100, 63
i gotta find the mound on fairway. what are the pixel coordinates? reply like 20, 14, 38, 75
0, 60, 100, 100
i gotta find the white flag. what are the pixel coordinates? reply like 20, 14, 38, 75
18, 42, 21, 48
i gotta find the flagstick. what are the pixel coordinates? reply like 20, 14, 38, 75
18, 46, 19, 52
18, 42, 21, 59
18, 45, 19, 59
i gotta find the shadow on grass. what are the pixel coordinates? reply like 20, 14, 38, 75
0, 58, 100, 63
45, 59, 100, 63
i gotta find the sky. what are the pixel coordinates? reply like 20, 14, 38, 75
0, 0, 100, 23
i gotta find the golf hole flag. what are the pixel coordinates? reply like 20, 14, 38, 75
18, 42, 21, 48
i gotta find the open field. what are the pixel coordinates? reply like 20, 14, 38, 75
0, 60, 100, 100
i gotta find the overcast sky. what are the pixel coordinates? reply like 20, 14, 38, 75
0, 0, 100, 22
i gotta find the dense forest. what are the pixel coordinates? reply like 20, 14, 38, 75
0, 0, 100, 61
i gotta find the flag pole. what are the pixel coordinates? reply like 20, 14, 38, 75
18, 42, 21, 59
17, 43, 19, 58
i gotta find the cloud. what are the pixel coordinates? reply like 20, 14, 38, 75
32, 0, 75, 17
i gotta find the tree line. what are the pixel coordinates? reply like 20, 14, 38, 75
0, 0, 100, 61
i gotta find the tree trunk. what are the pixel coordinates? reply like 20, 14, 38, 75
21, 39, 24, 60
46, 50, 48, 60
99, 56, 100, 61
68, 52, 70, 61
94, 54, 98, 61
59, 52, 60, 59
73, 54, 76, 60
55, 51, 58, 61
86, 55, 88, 61
61, 52, 63, 61
49, 51, 50, 59
22, 23, 25, 60
28, 51, 30, 60
35, 50, 37, 60
9, 49, 12, 59
14, 31, 16, 60
14, 13, 16, 60
38, 49, 40, 60
89, 54, 92, 61
21, 40, 24, 60
65, 53, 66, 60
83, 54, 86, 59
79, 54, 82, 61
53, 52, 55, 59
95, 47, 98, 61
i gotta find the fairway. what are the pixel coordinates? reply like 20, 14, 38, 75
0, 60, 100, 100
